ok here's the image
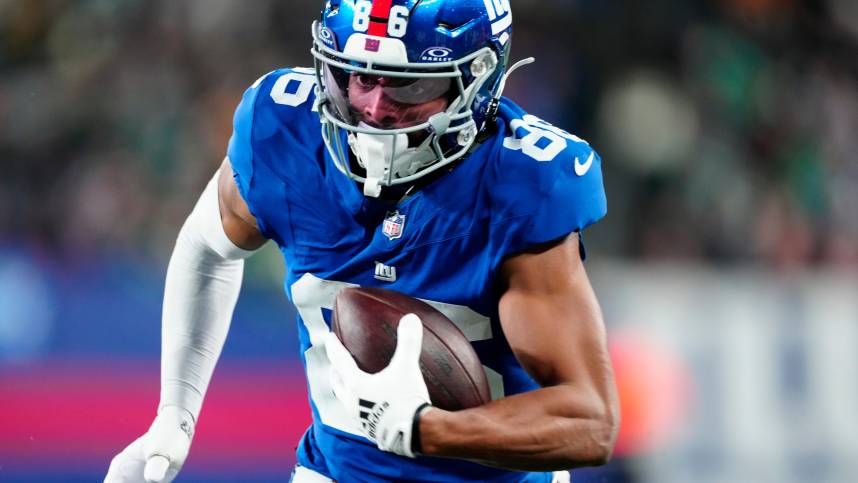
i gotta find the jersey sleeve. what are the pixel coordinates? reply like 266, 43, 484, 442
227, 72, 274, 239
488, 132, 607, 262
226, 68, 319, 244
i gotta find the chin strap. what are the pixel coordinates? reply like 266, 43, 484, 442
486, 57, 536, 125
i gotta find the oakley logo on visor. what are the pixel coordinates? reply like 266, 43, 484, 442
420, 47, 454, 62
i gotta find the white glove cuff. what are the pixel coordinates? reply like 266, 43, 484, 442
375, 396, 431, 458
410, 403, 432, 456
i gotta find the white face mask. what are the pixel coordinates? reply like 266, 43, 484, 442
349, 123, 437, 197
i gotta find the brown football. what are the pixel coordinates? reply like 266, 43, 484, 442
332, 287, 491, 411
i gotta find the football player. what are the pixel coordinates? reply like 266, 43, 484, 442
105, 1, 619, 482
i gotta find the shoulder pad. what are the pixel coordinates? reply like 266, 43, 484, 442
228, 67, 320, 191
487, 108, 607, 256
226, 67, 321, 240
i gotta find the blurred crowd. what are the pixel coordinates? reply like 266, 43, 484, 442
1, 0, 856, 267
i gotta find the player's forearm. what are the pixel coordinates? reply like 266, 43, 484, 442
159, 229, 244, 420
418, 384, 618, 471
158, 172, 257, 421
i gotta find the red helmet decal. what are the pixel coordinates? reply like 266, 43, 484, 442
368, 0, 394, 37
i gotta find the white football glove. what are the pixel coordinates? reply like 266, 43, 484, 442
104, 406, 195, 483
325, 314, 432, 458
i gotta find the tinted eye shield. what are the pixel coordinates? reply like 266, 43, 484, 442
322, 63, 461, 133
346, 73, 453, 106
310, 21, 497, 136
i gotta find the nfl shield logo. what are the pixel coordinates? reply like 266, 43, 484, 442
365, 38, 381, 52
382, 211, 406, 240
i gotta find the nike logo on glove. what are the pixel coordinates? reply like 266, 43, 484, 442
574, 152, 595, 176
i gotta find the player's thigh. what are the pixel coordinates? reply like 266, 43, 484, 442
290, 465, 335, 483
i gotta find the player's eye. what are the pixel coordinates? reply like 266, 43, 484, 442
353, 74, 379, 88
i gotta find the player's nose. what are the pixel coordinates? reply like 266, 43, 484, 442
361, 87, 400, 129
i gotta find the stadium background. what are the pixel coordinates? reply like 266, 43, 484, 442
2, 0, 857, 482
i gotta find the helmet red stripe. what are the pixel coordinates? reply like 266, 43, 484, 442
368, 0, 394, 36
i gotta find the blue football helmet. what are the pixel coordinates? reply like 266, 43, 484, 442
311, 0, 515, 196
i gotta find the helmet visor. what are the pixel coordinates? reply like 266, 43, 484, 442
324, 64, 453, 129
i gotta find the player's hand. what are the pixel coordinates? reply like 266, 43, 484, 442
325, 314, 431, 458
104, 406, 195, 483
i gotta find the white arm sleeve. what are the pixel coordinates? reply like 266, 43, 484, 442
158, 170, 259, 422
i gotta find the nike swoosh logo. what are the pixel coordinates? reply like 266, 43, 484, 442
574, 152, 595, 176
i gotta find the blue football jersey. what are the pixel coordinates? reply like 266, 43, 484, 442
227, 68, 607, 483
